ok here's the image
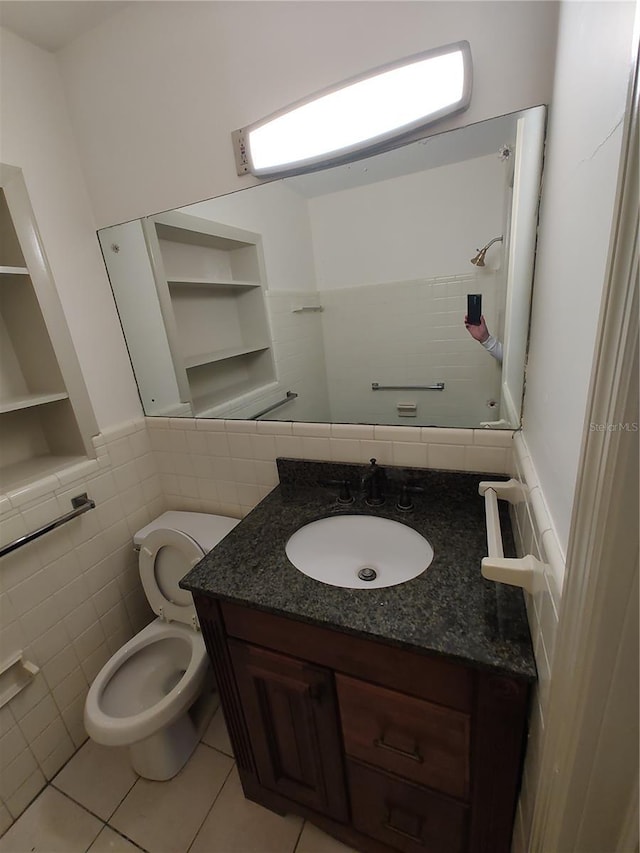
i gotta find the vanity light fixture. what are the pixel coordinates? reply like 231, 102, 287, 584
232, 41, 472, 177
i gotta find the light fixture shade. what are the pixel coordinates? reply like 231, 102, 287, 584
233, 41, 472, 177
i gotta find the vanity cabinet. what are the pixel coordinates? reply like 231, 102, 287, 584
195, 595, 530, 853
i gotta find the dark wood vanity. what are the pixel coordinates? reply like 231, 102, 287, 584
195, 596, 530, 853
181, 460, 536, 853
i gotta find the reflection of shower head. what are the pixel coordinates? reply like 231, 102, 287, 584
470, 235, 503, 267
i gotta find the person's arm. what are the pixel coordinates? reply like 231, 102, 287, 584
481, 335, 503, 363
464, 315, 503, 363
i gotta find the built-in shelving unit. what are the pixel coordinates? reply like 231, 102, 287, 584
143, 211, 276, 416
0, 165, 97, 491
184, 344, 270, 370
0, 392, 70, 415
100, 210, 278, 418
0, 266, 29, 276
166, 277, 260, 290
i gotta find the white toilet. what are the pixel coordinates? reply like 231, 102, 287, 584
84, 511, 239, 781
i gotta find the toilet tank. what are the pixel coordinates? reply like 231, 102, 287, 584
133, 511, 239, 553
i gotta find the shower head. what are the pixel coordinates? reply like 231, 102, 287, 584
470, 235, 503, 267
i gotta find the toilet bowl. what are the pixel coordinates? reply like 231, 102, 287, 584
84, 511, 239, 780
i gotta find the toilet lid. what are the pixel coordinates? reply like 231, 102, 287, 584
139, 528, 205, 626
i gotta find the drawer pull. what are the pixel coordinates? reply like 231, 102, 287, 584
374, 735, 423, 763
384, 807, 424, 843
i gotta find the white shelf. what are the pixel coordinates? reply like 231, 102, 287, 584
0, 391, 69, 414
184, 344, 270, 370
167, 277, 260, 289
0, 266, 29, 276
0, 454, 87, 493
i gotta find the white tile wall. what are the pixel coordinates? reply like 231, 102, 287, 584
508, 432, 565, 853
242, 274, 504, 428
320, 273, 503, 427
0, 418, 164, 825
150, 416, 514, 518
0, 413, 514, 834
264, 291, 331, 423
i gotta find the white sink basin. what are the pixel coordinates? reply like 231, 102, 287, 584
285, 515, 434, 589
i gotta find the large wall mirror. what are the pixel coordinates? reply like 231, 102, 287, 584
99, 105, 545, 429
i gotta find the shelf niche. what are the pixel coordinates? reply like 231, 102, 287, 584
147, 212, 277, 415
0, 167, 97, 491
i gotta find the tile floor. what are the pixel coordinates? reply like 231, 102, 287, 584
0, 700, 356, 853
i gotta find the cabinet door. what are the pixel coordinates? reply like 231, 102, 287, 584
228, 639, 348, 822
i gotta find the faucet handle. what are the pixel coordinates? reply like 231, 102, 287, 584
322, 479, 355, 505
396, 482, 426, 512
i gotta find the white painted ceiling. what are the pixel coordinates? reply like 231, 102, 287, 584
0, 1, 130, 52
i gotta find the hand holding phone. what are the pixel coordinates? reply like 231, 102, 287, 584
466, 294, 482, 325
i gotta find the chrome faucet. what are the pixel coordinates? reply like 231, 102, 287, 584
362, 458, 386, 506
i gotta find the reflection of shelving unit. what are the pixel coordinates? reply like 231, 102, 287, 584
0, 167, 97, 491
143, 212, 276, 416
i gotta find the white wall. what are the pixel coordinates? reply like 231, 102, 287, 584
309, 154, 505, 288
522, 0, 636, 552
0, 28, 142, 430
187, 182, 318, 294
510, 3, 637, 848
57, 1, 559, 229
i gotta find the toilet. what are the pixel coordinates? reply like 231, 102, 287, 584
84, 511, 239, 781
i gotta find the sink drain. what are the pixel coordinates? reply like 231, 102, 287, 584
357, 567, 377, 582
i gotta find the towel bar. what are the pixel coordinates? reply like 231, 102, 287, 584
371, 382, 445, 391
0, 494, 95, 559
252, 391, 298, 420
478, 479, 544, 594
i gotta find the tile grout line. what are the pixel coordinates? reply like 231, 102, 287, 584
89, 823, 150, 853
45, 787, 106, 851
199, 740, 235, 761
292, 818, 307, 853
184, 759, 236, 853
50, 760, 140, 828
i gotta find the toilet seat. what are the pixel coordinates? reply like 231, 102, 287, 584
85, 619, 208, 747
139, 528, 204, 627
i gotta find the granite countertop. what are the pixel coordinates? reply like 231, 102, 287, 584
180, 458, 536, 681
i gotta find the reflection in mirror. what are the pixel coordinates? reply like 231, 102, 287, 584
99, 106, 545, 429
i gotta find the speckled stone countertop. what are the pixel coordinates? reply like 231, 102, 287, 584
180, 459, 536, 681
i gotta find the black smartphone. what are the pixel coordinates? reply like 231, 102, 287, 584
467, 293, 482, 325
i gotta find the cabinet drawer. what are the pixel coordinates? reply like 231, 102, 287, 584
337, 674, 470, 801
348, 760, 468, 853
